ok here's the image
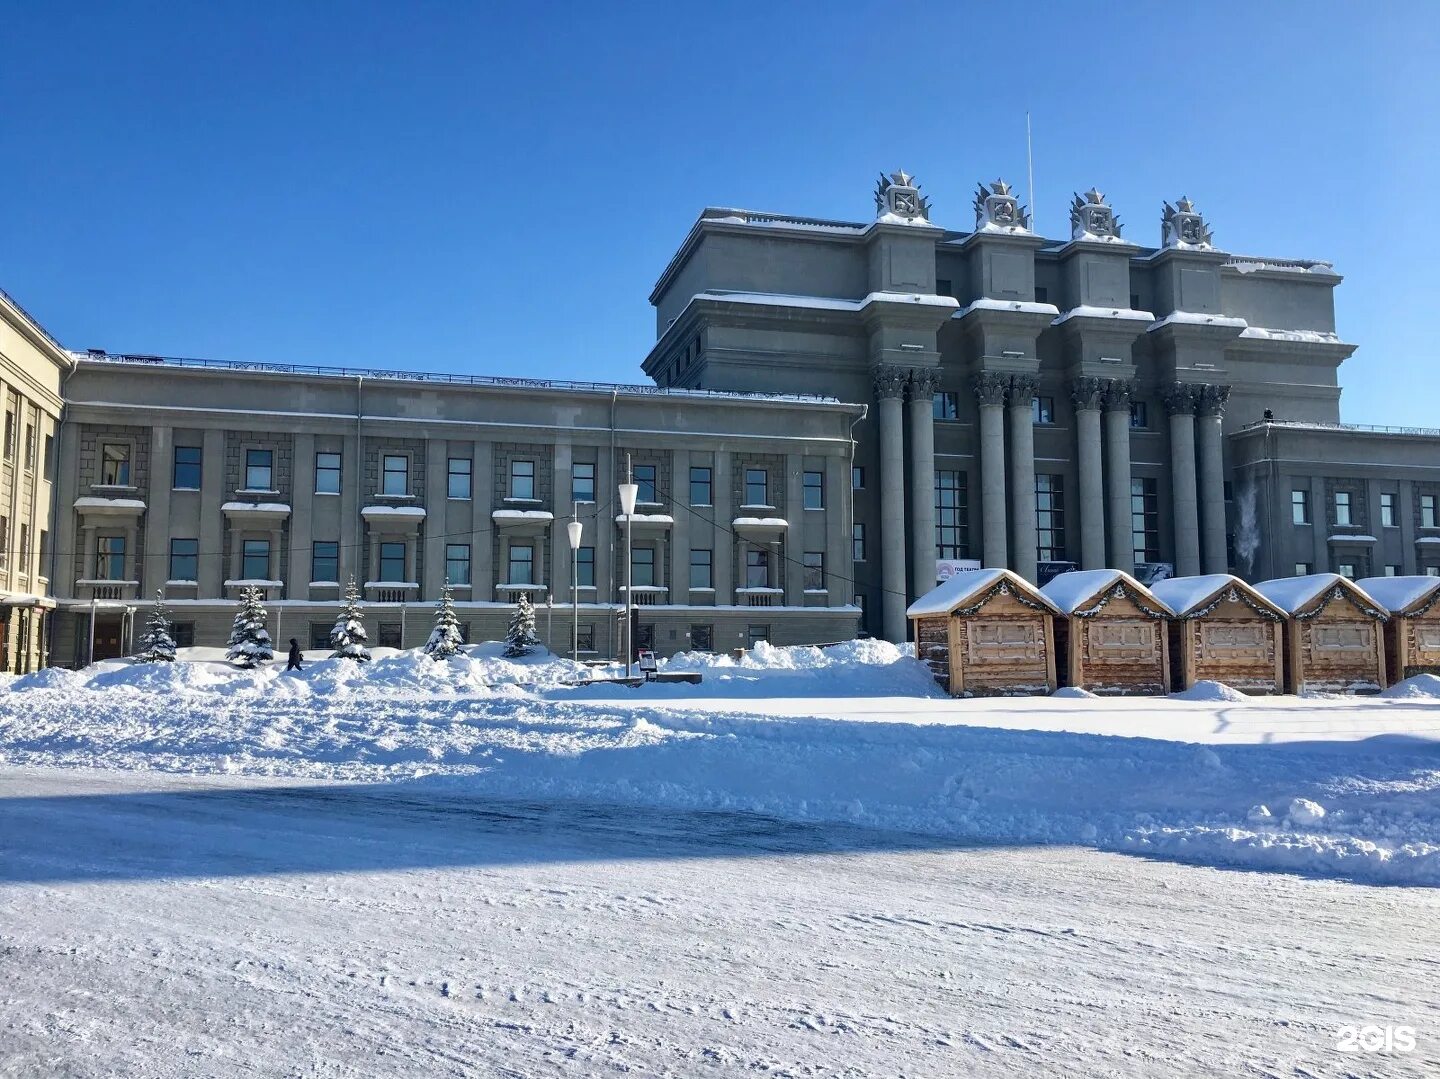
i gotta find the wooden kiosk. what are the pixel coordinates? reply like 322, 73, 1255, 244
1253, 574, 1387, 694
1040, 570, 1173, 695
907, 569, 1061, 696
1356, 575, 1440, 685
1150, 574, 1287, 694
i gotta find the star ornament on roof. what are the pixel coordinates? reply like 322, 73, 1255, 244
1162, 195, 1214, 248
1070, 187, 1122, 239
973, 178, 1030, 231
874, 170, 932, 221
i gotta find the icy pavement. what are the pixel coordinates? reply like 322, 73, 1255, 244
2, 767, 1437, 1078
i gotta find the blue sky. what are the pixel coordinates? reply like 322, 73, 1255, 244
1, 2, 1435, 425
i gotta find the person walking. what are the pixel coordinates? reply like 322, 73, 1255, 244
286, 637, 304, 672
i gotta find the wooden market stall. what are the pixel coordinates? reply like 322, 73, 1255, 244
907, 568, 1061, 697
1150, 574, 1287, 694
1356, 575, 1440, 685
1253, 574, 1388, 694
1039, 570, 1173, 695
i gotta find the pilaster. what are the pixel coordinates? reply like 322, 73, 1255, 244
1071, 378, 1105, 569
974, 371, 1009, 569
906, 367, 941, 596
1196, 384, 1231, 574
1164, 382, 1201, 576
1006, 374, 1039, 582
1101, 380, 1135, 573
873, 364, 909, 641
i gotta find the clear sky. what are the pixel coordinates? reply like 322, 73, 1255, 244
1, 2, 1435, 425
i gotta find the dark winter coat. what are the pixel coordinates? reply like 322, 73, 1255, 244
287, 639, 304, 670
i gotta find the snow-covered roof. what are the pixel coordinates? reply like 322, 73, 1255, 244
1252, 573, 1380, 616
1040, 569, 1171, 616
615, 514, 674, 525
731, 517, 788, 529
363, 505, 427, 518
1150, 574, 1282, 617
688, 289, 958, 316
221, 501, 292, 516
1147, 311, 1247, 332
73, 496, 146, 512
1328, 534, 1378, 544
907, 568, 1061, 618
1354, 576, 1440, 615
223, 579, 283, 588
491, 509, 554, 522
953, 297, 1059, 320
1239, 326, 1345, 345
1050, 305, 1155, 326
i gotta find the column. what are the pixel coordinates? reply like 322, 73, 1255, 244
824, 453, 849, 607
1164, 383, 1201, 577
199, 429, 225, 596
873, 365, 909, 643
53, 420, 81, 599
783, 452, 805, 607
1102, 380, 1134, 573
906, 368, 940, 598
423, 438, 449, 597
1071, 379, 1105, 570
1196, 385, 1231, 574
144, 426, 174, 594
339, 431, 361, 588
548, 441, 572, 605
973, 372, 1009, 569
712, 451, 733, 602
289, 432, 315, 599
1006, 374, 1039, 583
471, 440, 495, 601
670, 449, 691, 605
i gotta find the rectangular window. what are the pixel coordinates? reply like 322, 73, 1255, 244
689, 548, 712, 589
18, 524, 30, 570
1423, 494, 1438, 529
1295, 562, 1313, 576
744, 469, 768, 506
631, 547, 656, 587
510, 459, 535, 500
1334, 490, 1352, 527
747, 624, 770, 647
853, 466, 864, 490
745, 548, 770, 588
1291, 489, 1310, 525
382, 454, 409, 496
803, 470, 824, 510
169, 538, 199, 581
173, 446, 202, 490
445, 543, 471, 585
933, 392, 960, 420
448, 457, 473, 500
689, 466, 712, 506
570, 462, 594, 503
312, 541, 339, 583
1428, 567, 1440, 578
1337, 562, 1356, 580
1031, 396, 1055, 425
853, 522, 866, 562
803, 552, 824, 591
1131, 477, 1160, 564
690, 624, 714, 652
309, 623, 332, 650
43, 433, 55, 482
576, 623, 595, 652
935, 471, 969, 560
2, 412, 13, 458
101, 443, 131, 486
576, 546, 595, 587
1380, 492, 1396, 528
241, 539, 270, 580
378, 623, 402, 649
1129, 401, 1148, 429
507, 544, 533, 585
633, 464, 658, 504
315, 451, 342, 495
244, 448, 273, 491
379, 541, 407, 582
23, 425, 35, 470
1385, 565, 1401, 577
172, 623, 196, 649
0, 517, 8, 569
1036, 474, 1066, 562
94, 535, 124, 580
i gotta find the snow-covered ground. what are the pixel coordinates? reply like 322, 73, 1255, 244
2, 641, 1439, 885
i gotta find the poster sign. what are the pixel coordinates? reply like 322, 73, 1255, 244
1037, 561, 1077, 585
935, 559, 982, 585
1134, 562, 1175, 585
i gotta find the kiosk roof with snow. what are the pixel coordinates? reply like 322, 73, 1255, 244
1040, 570, 1172, 695
1152, 574, 1286, 695
1252, 574, 1387, 694
1357, 575, 1440, 685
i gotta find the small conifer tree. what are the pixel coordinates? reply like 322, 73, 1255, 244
136, 590, 177, 663
225, 586, 274, 668
329, 578, 372, 662
503, 592, 541, 657
424, 580, 465, 659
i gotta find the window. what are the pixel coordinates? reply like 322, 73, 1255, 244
1380, 492, 1396, 528
509, 459, 535, 500
242, 539, 270, 580
447, 457, 472, 500
43, 434, 55, 482
576, 623, 595, 652
1131, 477, 1160, 564
631, 548, 656, 587
744, 469, 768, 506
1337, 562, 1356, 580
382, 455, 409, 496
689, 548, 712, 589
1031, 396, 1055, 425
853, 466, 864, 490
315, 452, 342, 495
1428, 567, 1440, 578
172, 623, 196, 649
803, 471, 824, 510
933, 392, 960, 420
634, 464, 658, 504
1034, 286, 1049, 304
576, 546, 595, 587
1291, 489, 1311, 525
244, 448, 273, 490
1333, 490, 1353, 527
18, 524, 30, 570
0, 517, 8, 569
1129, 401, 1148, 429
1385, 565, 1401, 577
309, 623, 333, 650
169, 538, 199, 581
101, 443, 131, 486
23, 425, 35, 470
747, 625, 770, 647
803, 552, 825, 591
378, 623, 402, 649
379, 541, 407, 582
312, 541, 339, 583
690, 624, 714, 652
507, 544, 534, 585
853, 523, 866, 561
746, 548, 770, 588
95, 535, 124, 579
935, 471, 969, 560
570, 462, 594, 503
1423, 494, 1438, 529
1130, 293, 1142, 310
689, 466, 712, 506
2, 412, 12, 458
445, 544, 471, 585
1036, 474, 1066, 562
935, 278, 953, 296
1295, 562, 1313, 576
173, 446, 202, 489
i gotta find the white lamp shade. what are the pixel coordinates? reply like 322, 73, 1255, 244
566, 519, 583, 550
618, 482, 639, 517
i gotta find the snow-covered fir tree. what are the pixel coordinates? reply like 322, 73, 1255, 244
135, 591, 177, 663
225, 586, 274, 668
503, 592, 541, 657
329, 578, 371, 662
423, 580, 465, 659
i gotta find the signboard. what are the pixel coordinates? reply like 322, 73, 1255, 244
1037, 561, 1077, 585
935, 559, 982, 585
1134, 562, 1175, 586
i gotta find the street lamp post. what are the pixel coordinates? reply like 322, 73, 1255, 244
619, 456, 638, 679
567, 503, 583, 663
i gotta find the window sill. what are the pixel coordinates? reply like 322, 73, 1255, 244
373, 493, 416, 502
314, 491, 341, 497
236, 488, 281, 497
446, 497, 473, 502
171, 487, 201, 493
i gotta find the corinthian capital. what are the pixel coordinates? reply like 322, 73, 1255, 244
1161, 381, 1198, 416
1070, 376, 1105, 412
1196, 383, 1232, 417
1006, 373, 1039, 407
872, 364, 910, 400
1100, 378, 1133, 412
972, 371, 1009, 407
907, 367, 943, 400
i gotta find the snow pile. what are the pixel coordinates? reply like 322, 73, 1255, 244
1170, 680, 1250, 703
1382, 674, 1440, 699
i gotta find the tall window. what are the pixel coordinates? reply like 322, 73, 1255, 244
0, 517, 8, 568
935, 471, 969, 560
634, 464, 658, 504
746, 548, 770, 588
379, 541, 407, 582
173, 446, 202, 489
2, 412, 12, 458
509, 460, 535, 500
43, 434, 55, 482
448, 457, 472, 500
853, 523, 866, 561
382, 455, 409, 496
1131, 477, 1160, 563
445, 543, 471, 585
803, 471, 824, 509
933, 392, 960, 420
570, 462, 594, 503
1129, 401, 1149, 429
689, 548, 712, 589
1036, 474, 1066, 562
101, 443, 131, 486
1380, 492, 1397, 528
96, 535, 125, 579
169, 538, 199, 581
576, 546, 595, 587
312, 541, 339, 583
631, 548, 656, 587
315, 452, 342, 494
1031, 396, 1055, 425
507, 544, 534, 584
1384, 565, 1401, 577
1291, 489, 1310, 524
244, 448, 273, 490
1295, 562, 1313, 576
1334, 490, 1352, 527
803, 552, 825, 591
689, 466, 712, 506
23, 425, 35, 470
242, 539, 270, 580
1423, 494, 1438, 529
1337, 562, 1357, 580
852, 466, 864, 490
747, 625, 770, 647
744, 469, 768, 506
18, 524, 28, 570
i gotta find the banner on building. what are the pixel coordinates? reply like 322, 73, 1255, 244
1134, 562, 1175, 585
935, 559, 982, 584
1037, 561, 1077, 585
